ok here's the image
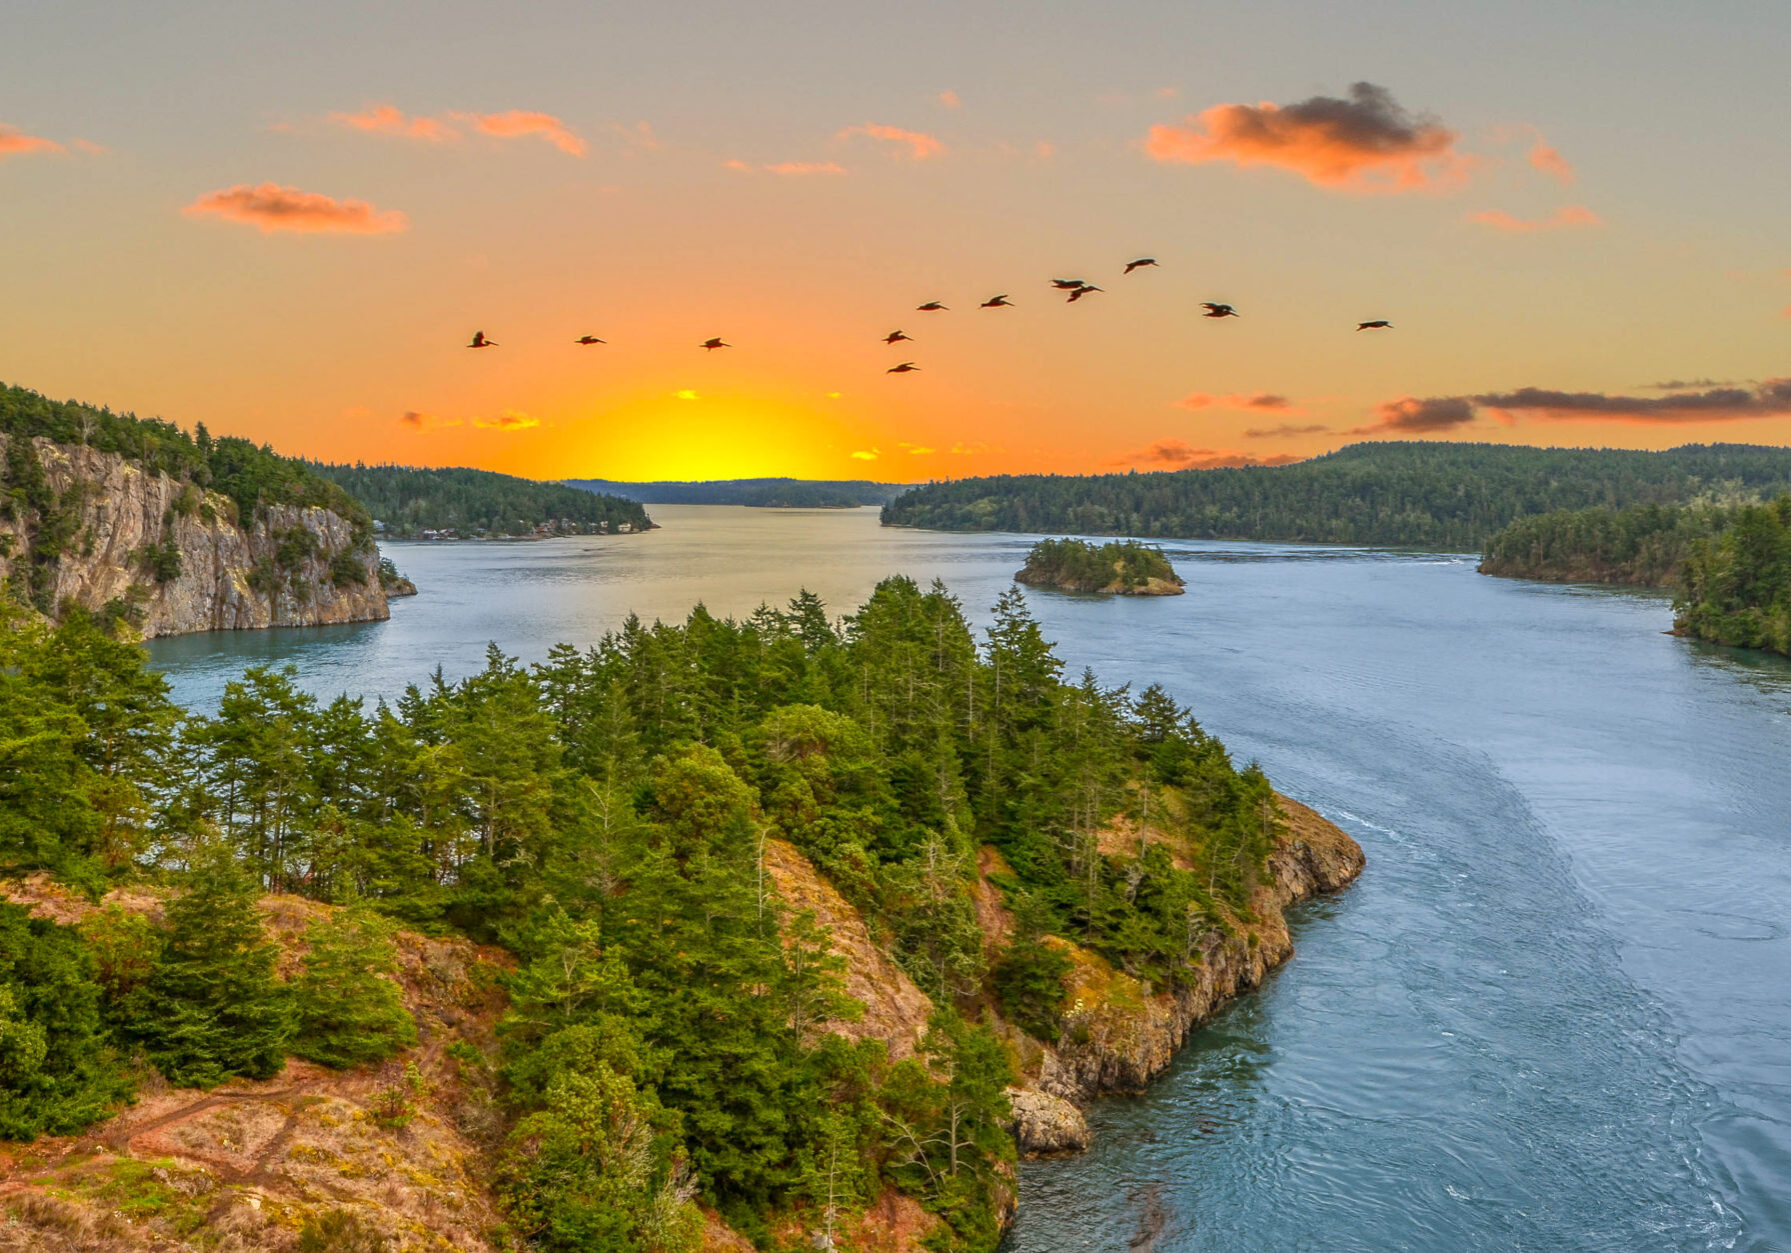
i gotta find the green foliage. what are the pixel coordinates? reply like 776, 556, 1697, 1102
0, 904, 133, 1139
1016, 537, 1181, 592
883, 441, 1791, 549
291, 904, 417, 1069
1480, 501, 1733, 585
126, 845, 293, 1087
306, 461, 652, 538
1676, 495, 1791, 656
992, 926, 1071, 1043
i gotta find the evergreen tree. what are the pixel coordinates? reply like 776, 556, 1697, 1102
292, 903, 417, 1069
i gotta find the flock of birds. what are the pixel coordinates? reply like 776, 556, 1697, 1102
463, 257, 1394, 373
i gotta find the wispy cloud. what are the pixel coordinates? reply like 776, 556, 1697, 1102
850, 448, 881, 460
949, 441, 998, 455
838, 123, 944, 160
1116, 440, 1301, 468
1468, 204, 1601, 233
0, 123, 66, 160
1145, 82, 1469, 193
1528, 140, 1574, 184
327, 104, 586, 155
1175, 391, 1297, 412
183, 183, 408, 234
765, 161, 845, 175
937, 90, 961, 110
399, 410, 462, 432
897, 442, 935, 455
473, 409, 541, 431
1243, 423, 1331, 438
1474, 380, 1791, 424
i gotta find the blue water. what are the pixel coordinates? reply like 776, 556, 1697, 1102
147, 506, 1791, 1252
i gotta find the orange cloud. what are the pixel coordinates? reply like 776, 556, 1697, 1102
765, 161, 846, 176
1528, 141, 1574, 184
1034, 141, 1055, 160
473, 409, 541, 431
399, 410, 462, 432
330, 104, 454, 142
465, 110, 587, 156
838, 123, 943, 160
1117, 440, 1300, 468
1175, 391, 1297, 412
1145, 82, 1468, 193
183, 183, 409, 235
950, 441, 998, 455
0, 123, 65, 160
850, 448, 881, 460
1468, 204, 1601, 233
937, 90, 961, 110
897, 442, 935, 455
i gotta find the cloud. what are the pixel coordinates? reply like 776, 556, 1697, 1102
473, 409, 541, 431
330, 104, 454, 142
676, 390, 699, 401
1243, 423, 1331, 438
183, 183, 408, 234
1473, 380, 1791, 424
949, 441, 997, 455
0, 123, 66, 160
399, 410, 462, 432
897, 442, 935, 455
1117, 440, 1301, 468
838, 123, 944, 160
765, 161, 845, 175
724, 159, 753, 172
1352, 396, 1477, 434
1643, 377, 1747, 390
1145, 82, 1468, 193
1176, 391, 1296, 412
1034, 141, 1055, 160
327, 105, 586, 155
1156, 87, 1181, 100
937, 90, 961, 110
1528, 141, 1574, 184
1468, 204, 1601, 233
467, 110, 587, 156
70, 138, 108, 156
849, 448, 881, 460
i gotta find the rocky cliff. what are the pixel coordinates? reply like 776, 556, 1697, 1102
0, 436, 391, 638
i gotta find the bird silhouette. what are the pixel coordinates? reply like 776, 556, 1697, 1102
887, 362, 921, 373
1067, 284, 1103, 302
916, 301, 949, 312
1124, 258, 1158, 274
980, 295, 1014, 308
1050, 278, 1088, 290
1201, 303, 1239, 318
1356, 320, 1393, 331
467, 331, 497, 348
574, 335, 607, 345
700, 337, 730, 350
883, 330, 913, 344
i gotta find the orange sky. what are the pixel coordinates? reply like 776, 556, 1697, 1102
3, 4, 1789, 482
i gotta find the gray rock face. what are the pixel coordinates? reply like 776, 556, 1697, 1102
0, 436, 391, 638
1007, 1086, 1091, 1156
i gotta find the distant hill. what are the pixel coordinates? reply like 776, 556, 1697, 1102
307, 462, 651, 538
567, 477, 902, 508
880, 442, 1791, 550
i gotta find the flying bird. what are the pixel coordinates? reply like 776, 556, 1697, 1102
883, 330, 913, 344
1201, 303, 1239, 319
917, 301, 949, 311
574, 335, 607, 345
700, 337, 730, 351
1067, 284, 1103, 302
887, 362, 921, 373
1356, 320, 1393, 331
467, 331, 497, 348
1050, 278, 1088, 290
980, 294, 1014, 308
1124, 258, 1158, 274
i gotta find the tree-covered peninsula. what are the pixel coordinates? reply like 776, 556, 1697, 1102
0, 577, 1358, 1251
1015, 538, 1185, 595
881, 442, 1791, 549
309, 462, 651, 538
1675, 496, 1791, 657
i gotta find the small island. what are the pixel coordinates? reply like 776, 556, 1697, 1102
1015, 537, 1186, 595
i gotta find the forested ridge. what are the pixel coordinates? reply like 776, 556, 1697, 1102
0, 576, 1291, 1250
570, 478, 901, 508
310, 462, 652, 538
882, 442, 1791, 549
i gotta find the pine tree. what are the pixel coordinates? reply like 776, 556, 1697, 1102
128, 846, 293, 1087
292, 903, 417, 1069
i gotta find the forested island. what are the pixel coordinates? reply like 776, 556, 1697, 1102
309, 462, 651, 539
0, 384, 401, 637
569, 477, 901, 508
0, 580, 1358, 1252
1015, 538, 1185, 595
882, 442, 1791, 549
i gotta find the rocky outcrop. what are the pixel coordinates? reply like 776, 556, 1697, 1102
1006, 1087, 1090, 1155
0, 436, 392, 638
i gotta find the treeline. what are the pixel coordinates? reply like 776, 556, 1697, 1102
570, 477, 902, 507
1015, 538, 1182, 593
882, 442, 1791, 549
1677, 497, 1791, 657
0, 578, 1281, 1249
308, 462, 652, 538
1479, 502, 1733, 586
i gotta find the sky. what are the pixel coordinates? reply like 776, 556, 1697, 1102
3, 1, 1790, 483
